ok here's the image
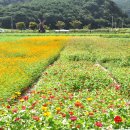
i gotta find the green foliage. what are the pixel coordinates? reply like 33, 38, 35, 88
16, 22, 26, 30
44, 25, 50, 30
56, 21, 65, 29
29, 22, 37, 30
70, 20, 82, 29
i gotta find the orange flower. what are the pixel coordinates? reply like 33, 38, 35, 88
32, 116, 40, 121
75, 101, 82, 108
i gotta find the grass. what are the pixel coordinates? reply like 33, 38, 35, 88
1, 32, 130, 37
0, 36, 67, 101
0, 35, 129, 129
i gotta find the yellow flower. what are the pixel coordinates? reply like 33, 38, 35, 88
42, 106, 47, 111
43, 112, 51, 117
0, 98, 3, 101
121, 101, 126, 106
87, 98, 93, 101
11, 95, 17, 99
46, 102, 52, 105
48, 91, 52, 94
86, 111, 89, 115
15, 91, 21, 96
56, 107, 61, 111
76, 100, 80, 102
19, 98, 24, 102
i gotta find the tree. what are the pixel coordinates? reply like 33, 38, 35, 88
16, 22, 25, 30
29, 22, 37, 30
69, 20, 82, 29
56, 21, 65, 29
44, 25, 50, 30
87, 24, 92, 30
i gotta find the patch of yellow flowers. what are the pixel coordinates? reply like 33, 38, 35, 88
0, 36, 69, 100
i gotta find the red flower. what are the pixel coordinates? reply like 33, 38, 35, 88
32, 116, 40, 121
75, 101, 82, 108
43, 103, 48, 107
70, 116, 77, 121
95, 122, 103, 127
114, 116, 122, 123
7, 105, 11, 109
115, 85, 121, 90
50, 95, 55, 99
62, 113, 66, 118
30, 101, 38, 109
32, 101, 37, 107
69, 111, 74, 115
14, 117, 20, 122
69, 96, 73, 100
76, 125, 81, 129
80, 105, 84, 109
89, 112, 94, 117
22, 106, 26, 110
41, 96, 46, 99
23, 96, 29, 101
63, 96, 68, 100
102, 109, 107, 113
12, 108, 18, 113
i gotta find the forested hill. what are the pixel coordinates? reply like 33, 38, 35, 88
0, 0, 128, 29
0, 0, 28, 5
113, 0, 130, 17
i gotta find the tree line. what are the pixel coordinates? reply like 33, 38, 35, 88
16, 20, 85, 31
0, 0, 129, 29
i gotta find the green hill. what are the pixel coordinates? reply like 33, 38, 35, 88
113, 0, 130, 17
0, 0, 127, 29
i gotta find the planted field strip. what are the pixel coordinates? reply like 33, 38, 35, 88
0, 36, 129, 129
66, 37, 130, 96
0, 36, 67, 101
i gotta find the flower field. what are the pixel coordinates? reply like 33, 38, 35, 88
0, 36, 67, 101
0, 36, 130, 129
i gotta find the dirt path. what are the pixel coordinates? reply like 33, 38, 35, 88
95, 62, 121, 86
